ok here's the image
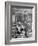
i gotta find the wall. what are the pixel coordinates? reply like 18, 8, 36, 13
0, 0, 38, 46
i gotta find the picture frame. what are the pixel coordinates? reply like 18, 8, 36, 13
5, 1, 37, 44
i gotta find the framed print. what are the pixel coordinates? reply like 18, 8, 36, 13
5, 1, 37, 44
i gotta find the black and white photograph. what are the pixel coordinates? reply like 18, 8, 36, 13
5, 2, 37, 44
